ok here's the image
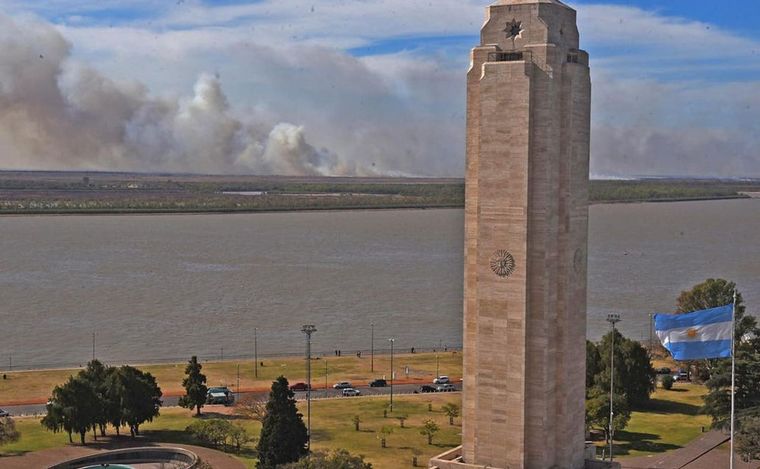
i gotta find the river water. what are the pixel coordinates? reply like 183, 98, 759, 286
0, 199, 758, 369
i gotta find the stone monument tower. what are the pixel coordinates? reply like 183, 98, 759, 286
431, 1, 590, 468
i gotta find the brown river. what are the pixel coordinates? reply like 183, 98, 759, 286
0, 198, 758, 369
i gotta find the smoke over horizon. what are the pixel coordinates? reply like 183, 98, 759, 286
0, 14, 376, 177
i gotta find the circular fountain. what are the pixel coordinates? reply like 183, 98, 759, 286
49, 447, 199, 469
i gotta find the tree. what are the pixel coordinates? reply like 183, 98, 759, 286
79, 360, 111, 438
661, 375, 674, 390
586, 340, 601, 393
441, 403, 460, 425
280, 449, 373, 469
677, 281, 760, 427
676, 279, 759, 383
395, 415, 407, 428
585, 387, 631, 450
676, 279, 754, 341
0, 417, 20, 447
41, 399, 73, 443
736, 417, 760, 462
236, 395, 268, 422
419, 419, 439, 445
377, 425, 393, 448
187, 419, 234, 448
105, 366, 162, 437
352, 415, 361, 431
256, 376, 308, 469
42, 376, 100, 444
702, 348, 760, 429
590, 330, 655, 408
179, 356, 208, 416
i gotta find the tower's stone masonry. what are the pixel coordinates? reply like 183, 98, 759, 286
431, 1, 590, 468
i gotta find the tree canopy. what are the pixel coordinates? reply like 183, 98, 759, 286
280, 449, 372, 469
588, 330, 655, 408
42, 362, 162, 443
0, 417, 20, 447
675, 280, 760, 428
256, 376, 308, 469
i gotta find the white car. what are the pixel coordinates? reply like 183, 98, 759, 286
436, 383, 456, 392
0, 409, 9, 417
342, 388, 361, 396
433, 375, 450, 384
333, 381, 352, 389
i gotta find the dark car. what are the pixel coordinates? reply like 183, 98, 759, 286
369, 379, 387, 387
290, 382, 310, 392
419, 385, 437, 393
657, 367, 672, 375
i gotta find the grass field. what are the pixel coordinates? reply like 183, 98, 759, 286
0, 351, 463, 405
597, 382, 712, 459
0, 381, 715, 467
0, 393, 462, 469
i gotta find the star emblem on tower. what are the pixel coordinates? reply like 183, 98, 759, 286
504, 18, 523, 39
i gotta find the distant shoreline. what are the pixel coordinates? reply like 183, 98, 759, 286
0, 194, 751, 217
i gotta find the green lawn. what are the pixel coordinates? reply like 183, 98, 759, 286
594, 382, 712, 459
0, 394, 462, 469
0, 377, 714, 467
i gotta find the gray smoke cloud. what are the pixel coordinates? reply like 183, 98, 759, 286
0, 13, 356, 176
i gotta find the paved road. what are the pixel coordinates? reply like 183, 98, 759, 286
0, 382, 459, 417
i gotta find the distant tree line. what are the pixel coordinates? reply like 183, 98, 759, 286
42, 360, 162, 444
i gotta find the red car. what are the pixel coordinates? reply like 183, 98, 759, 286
289, 382, 310, 391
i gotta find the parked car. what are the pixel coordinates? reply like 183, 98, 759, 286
342, 388, 361, 397
656, 367, 672, 375
418, 385, 437, 393
433, 375, 450, 384
0, 409, 9, 417
369, 379, 387, 387
290, 382, 310, 391
437, 383, 456, 392
206, 386, 235, 405
677, 369, 689, 381
333, 381, 352, 389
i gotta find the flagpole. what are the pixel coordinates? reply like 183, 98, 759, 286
730, 291, 737, 469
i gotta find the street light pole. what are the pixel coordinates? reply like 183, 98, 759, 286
607, 313, 621, 462
436, 354, 440, 379
370, 323, 374, 373
389, 338, 395, 413
301, 325, 317, 452
254, 327, 258, 378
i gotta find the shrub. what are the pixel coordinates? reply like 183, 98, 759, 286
661, 375, 674, 390
185, 419, 249, 451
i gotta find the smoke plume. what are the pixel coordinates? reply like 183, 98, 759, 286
0, 14, 353, 176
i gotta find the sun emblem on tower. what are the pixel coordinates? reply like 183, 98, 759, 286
504, 18, 523, 40
490, 250, 516, 278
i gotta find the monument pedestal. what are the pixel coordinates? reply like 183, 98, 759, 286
429, 446, 621, 469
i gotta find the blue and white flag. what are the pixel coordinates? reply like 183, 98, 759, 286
654, 304, 734, 360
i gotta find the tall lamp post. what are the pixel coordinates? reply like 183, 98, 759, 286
388, 338, 395, 412
301, 324, 317, 451
606, 313, 621, 462
370, 323, 375, 373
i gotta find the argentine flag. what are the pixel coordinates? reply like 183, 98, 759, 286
654, 304, 734, 361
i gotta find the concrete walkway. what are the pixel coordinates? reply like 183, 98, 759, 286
621, 430, 757, 469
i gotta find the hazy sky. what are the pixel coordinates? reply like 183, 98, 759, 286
0, 0, 758, 178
